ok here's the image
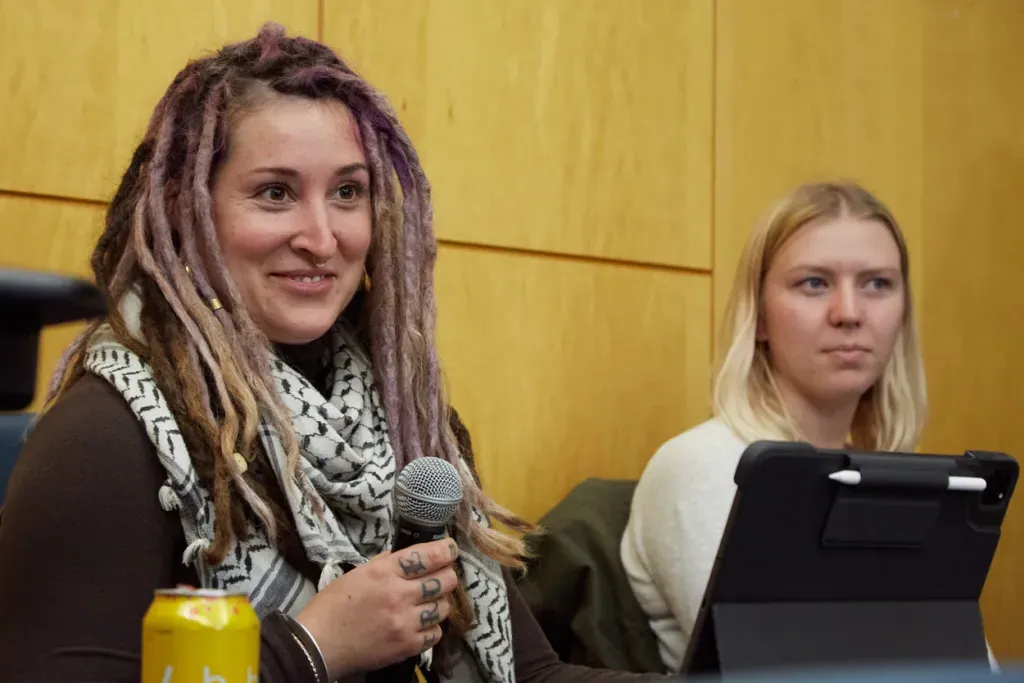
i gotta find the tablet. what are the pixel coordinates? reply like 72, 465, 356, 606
680, 441, 1018, 676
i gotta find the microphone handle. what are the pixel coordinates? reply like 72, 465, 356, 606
392, 517, 448, 552
369, 517, 450, 683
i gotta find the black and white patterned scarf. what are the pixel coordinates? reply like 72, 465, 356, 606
83, 291, 514, 683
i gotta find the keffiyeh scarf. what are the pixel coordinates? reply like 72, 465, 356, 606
83, 292, 514, 683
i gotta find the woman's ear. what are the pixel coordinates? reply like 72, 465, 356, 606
755, 314, 768, 343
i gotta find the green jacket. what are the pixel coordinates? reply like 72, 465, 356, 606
515, 478, 664, 673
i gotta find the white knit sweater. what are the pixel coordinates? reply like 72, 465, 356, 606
620, 417, 998, 673
620, 418, 746, 672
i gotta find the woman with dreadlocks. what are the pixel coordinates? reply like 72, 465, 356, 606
0, 23, 669, 683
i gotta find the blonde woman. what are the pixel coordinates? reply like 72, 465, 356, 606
620, 182, 928, 672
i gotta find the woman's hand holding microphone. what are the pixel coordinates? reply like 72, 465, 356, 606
295, 538, 460, 681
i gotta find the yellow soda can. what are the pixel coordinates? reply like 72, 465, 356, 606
141, 587, 260, 683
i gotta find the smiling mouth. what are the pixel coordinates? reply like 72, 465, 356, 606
272, 272, 335, 283
283, 274, 329, 283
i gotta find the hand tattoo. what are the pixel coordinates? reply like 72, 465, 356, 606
420, 601, 441, 628
423, 632, 438, 649
421, 577, 442, 600
398, 551, 427, 577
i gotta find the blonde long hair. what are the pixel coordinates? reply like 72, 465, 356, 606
712, 182, 927, 451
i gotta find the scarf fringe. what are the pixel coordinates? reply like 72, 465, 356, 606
183, 537, 211, 566
318, 562, 342, 591
158, 483, 179, 511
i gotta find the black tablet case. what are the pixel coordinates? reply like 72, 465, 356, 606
682, 441, 1018, 677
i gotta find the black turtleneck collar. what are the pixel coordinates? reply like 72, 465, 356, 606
273, 289, 368, 394
275, 334, 331, 393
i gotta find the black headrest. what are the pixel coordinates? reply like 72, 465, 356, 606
0, 268, 106, 411
0, 268, 105, 328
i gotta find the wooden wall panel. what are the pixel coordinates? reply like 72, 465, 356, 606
435, 246, 711, 521
0, 0, 318, 202
921, 0, 1024, 659
714, 0, 925, 330
0, 195, 105, 410
326, 0, 713, 268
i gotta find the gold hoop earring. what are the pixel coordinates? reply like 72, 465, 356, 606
363, 271, 372, 291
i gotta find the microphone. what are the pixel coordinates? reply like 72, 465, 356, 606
371, 457, 463, 683
391, 456, 464, 551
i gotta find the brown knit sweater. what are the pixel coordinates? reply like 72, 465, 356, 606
0, 358, 668, 683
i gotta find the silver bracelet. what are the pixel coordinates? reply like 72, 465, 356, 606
273, 611, 330, 683
290, 632, 325, 683
292, 616, 330, 679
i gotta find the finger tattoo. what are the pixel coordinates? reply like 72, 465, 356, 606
398, 551, 427, 577
423, 632, 438, 649
421, 577, 442, 600
420, 600, 441, 628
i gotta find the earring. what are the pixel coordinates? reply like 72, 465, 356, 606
363, 271, 372, 291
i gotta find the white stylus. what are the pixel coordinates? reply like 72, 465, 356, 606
828, 469, 988, 492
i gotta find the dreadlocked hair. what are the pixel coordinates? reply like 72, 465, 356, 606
45, 22, 535, 641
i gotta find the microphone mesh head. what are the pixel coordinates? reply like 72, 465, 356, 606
394, 457, 464, 525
